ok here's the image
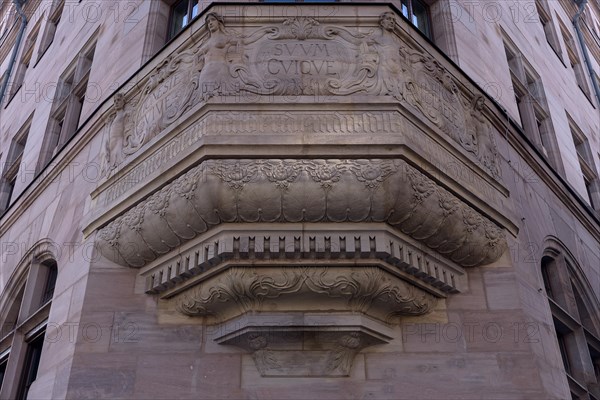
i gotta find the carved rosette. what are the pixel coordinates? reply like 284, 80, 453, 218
96, 158, 506, 268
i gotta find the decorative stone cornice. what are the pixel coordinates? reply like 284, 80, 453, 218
143, 226, 465, 295
97, 158, 506, 268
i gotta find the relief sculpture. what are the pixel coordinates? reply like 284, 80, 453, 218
467, 96, 501, 178
100, 93, 127, 176
96, 158, 507, 268
99, 12, 501, 181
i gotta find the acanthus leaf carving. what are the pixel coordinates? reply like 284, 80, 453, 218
176, 266, 437, 323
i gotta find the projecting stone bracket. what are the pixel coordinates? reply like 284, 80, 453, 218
212, 313, 393, 377
143, 225, 454, 326
145, 226, 442, 377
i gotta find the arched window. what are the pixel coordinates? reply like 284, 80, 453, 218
0, 243, 58, 399
541, 243, 600, 400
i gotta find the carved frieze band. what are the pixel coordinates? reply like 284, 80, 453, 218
176, 266, 437, 324
96, 158, 506, 268
145, 230, 463, 295
100, 11, 500, 180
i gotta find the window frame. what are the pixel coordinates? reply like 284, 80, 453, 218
568, 114, 600, 211
6, 21, 40, 105
558, 18, 593, 102
535, 0, 563, 60
36, 0, 65, 65
400, 0, 433, 39
0, 249, 58, 399
0, 116, 31, 214
503, 35, 564, 174
541, 245, 600, 400
167, 0, 201, 40
38, 39, 96, 171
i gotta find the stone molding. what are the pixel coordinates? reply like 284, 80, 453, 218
212, 313, 394, 377
97, 158, 507, 268
143, 226, 465, 296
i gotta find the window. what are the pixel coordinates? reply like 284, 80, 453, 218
0, 352, 8, 391
0, 249, 58, 399
560, 19, 591, 99
38, 41, 96, 170
7, 21, 40, 102
541, 245, 600, 400
535, 0, 562, 58
503, 38, 563, 173
39, 260, 57, 307
168, 0, 200, 39
37, 0, 65, 62
568, 116, 600, 211
400, 0, 431, 38
15, 329, 45, 400
0, 118, 30, 213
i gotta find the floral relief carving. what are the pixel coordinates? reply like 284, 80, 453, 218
262, 160, 302, 189
348, 159, 397, 189
209, 161, 259, 190
283, 17, 320, 40
304, 160, 343, 189
179, 267, 307, 316
96, 158, 506, 268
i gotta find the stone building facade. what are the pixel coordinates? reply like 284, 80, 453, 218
0, 0, 599, 399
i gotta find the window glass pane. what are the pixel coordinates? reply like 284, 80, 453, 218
0, 356, 8, 391
401, 0, 410, 18
41, 261, 58, 306
558, 333, 572, 375
170, 0, 189, 39
192, 0, 199, 18
554, 318, 574, 375
412, 0, 430, 37
7, 175, 16, 204
541, 257, 554, 298
589, 345, 600, 382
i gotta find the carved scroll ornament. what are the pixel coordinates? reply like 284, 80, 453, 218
177, 266, 436, 323
96, 158, 506, 268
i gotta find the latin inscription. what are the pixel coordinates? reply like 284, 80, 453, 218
266, 43, 337, 76
257, 40, 350, 83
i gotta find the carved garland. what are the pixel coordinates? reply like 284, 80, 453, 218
96, 158, 506, 268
